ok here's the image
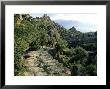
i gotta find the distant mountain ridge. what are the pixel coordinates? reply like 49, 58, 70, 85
14, 14, 97, 76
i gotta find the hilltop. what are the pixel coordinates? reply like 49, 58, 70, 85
14, 14, 97, 76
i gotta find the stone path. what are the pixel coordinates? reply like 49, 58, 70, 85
23, 47, 71, 76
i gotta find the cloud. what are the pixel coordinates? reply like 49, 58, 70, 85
49, 13, 97, 24
54, 19, 97, 32
30, 13, 97, 32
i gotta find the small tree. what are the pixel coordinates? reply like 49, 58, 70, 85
68, 47, 89, 76
70, 46, 88, 64
29, 41, 40, 50
40, 31, 49, 47
46, 36, 53, 47
55, 39, 68, 53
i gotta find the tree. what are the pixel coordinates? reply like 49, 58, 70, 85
29, 40, 40, 50
70, 46, 88, 64
55, 39, 68, 54
78, 64, 96, 76
50, 28, 61, 48
68, 47, 88, 76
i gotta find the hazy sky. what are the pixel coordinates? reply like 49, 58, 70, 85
30, 13, 97, 33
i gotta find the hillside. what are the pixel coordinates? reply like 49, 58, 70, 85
14, 14, 97, 76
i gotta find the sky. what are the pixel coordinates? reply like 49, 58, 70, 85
30, 13, 97, 33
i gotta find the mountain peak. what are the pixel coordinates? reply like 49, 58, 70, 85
42, 14, 50, 20
69, 26, 77, 32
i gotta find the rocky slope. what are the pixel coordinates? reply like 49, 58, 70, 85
23, 47, 71, 76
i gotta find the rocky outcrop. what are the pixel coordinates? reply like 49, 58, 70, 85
23, 47, 71, 76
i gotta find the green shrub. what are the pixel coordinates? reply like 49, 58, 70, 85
70, 47, 88, 63
29, 41, 40, 50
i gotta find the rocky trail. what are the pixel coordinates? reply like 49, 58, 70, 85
23, 47, 71, 76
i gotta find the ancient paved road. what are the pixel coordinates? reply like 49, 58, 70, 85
23, 47, 71, 76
